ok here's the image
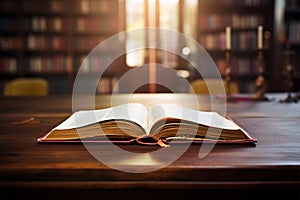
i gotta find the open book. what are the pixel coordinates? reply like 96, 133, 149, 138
37, 103, 257, 145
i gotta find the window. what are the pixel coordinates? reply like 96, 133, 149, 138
120, 0, 198, 92
123, 0, 197, 67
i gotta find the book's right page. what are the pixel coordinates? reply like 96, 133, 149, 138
148, 104, 256, 143
149, 104, 240, 130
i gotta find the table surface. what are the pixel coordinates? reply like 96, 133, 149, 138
0, 93, 299, 199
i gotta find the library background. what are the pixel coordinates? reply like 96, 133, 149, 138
0, 0, 299, 95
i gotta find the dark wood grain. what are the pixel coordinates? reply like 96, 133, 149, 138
0, 94, 299, 200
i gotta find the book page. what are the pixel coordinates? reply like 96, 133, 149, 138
55, 103, 148, 131
149, 104, 240, 131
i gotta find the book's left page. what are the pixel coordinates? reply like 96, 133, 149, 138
38, 103, 149, 142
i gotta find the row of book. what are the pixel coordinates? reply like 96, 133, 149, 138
0, 0, 65, 13
200, 0, 270, 6
200, 31, 258, 50
217, 58, 258, 76
199, 14, 264, 30
0, 16, 119, 34
97, 77, 118, 94
23, 17, 65, 33
1, 36, 66, 51
23, 0, 65, 13
289, 21, 300, 44
74, 55, 116, 73
0, 54, 119, 75
74, 0, 116, 15
0, 35, 112, 52
73, 36, 108, 51
1, 0, 115, 14
0, 56, 74, 74
0, 37, 24, 50
0, 57, 17, 73
75, 17, 118, 33
27, 35, 66, 50
28, 56, 73, 73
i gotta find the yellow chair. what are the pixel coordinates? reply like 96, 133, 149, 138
189, 79, 239, 95
4, 78, 48, 96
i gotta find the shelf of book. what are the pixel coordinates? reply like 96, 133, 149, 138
282, 0, 300, 93
1, 0, 285, 94
197, 0, 274, 93
0, 0, 119, 95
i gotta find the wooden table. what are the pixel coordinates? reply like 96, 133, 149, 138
0, 93, 299, 200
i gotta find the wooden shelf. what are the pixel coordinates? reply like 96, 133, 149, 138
282, 0, 300, 92
197, 0, 275, 93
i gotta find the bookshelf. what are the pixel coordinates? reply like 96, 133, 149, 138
197, 0, 274, 93
282, 0, 300, 93
0, 0, 119, 94
0, 0, 286, 94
